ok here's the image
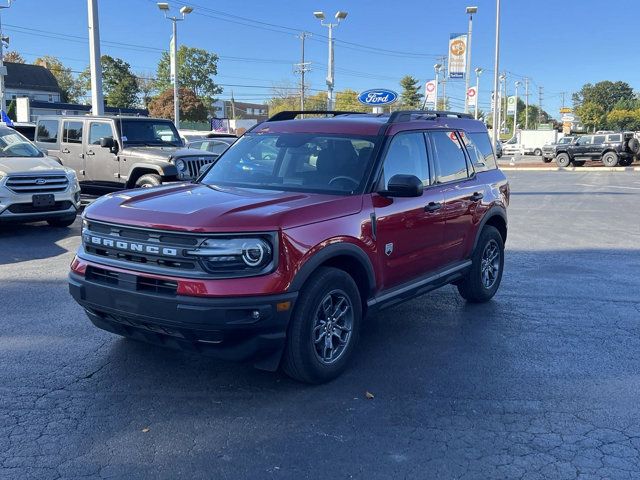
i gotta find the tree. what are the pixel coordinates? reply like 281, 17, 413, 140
34, 56, 83, 103
576, 101, 606, 132
148, 87, 207, 122
399, 75, 423, 109
137, 74, 157, 108
79, 55, 139, 108
572, 81, 634, 114
156, 46, 222, 107
7, 99, 16, 120
606, 109, 640, 131
4, 51, 25, 63
334, 89, 368, 112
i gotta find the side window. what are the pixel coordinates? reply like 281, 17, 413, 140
431, 131, 469, 183
465, 132, 497, 172
593, 135, 605, 144
63, 121, 83, 144
606, 134, 621, 143
381, 132, 429, 188
36, 120, 59, 143
88, 122, 113, 145
578, 136, 592, 146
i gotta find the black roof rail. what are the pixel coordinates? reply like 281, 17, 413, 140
266, 110, 368, 122
387, 110, 473, 123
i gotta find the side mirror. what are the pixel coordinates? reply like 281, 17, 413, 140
99, 137, 115, 149
380, 174, 424, 198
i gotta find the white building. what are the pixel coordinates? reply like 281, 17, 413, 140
5, 62, 62, 104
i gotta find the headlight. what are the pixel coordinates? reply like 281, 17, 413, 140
187, 237, 274, 275
66, 169, 78, 181
175, 159, 186, 172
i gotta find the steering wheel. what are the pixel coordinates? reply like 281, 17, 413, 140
328, 175, 359, 189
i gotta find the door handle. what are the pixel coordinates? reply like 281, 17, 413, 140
469, 192, 484, 201
424, 201, 443, 212
86, 150, 95, 156
61, 148, 70, 154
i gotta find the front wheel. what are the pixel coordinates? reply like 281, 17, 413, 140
135, 174, 162, 188
555, 153, 571, 167
282, 267, 361, 384
457, 226, 504, 303
534, 148, 543, 156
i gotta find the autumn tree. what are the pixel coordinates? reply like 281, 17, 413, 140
4, 51, 25, 63
335, 89, 368, 112
79, 55, 139, 108
148, 87, 207, 122
34, 55, 83, 103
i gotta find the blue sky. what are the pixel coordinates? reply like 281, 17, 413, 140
3, 0, 638, 119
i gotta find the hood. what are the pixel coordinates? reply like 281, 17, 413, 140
121, 146, 217, 162
85, 183, 363, 232
0, 156, 68, 176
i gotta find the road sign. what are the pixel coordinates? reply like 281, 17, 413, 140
424, 80, 436, 106
467, 86, 477, 107
507, 96, 516, 114
561, 114, 575, 122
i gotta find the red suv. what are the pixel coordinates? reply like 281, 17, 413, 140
69, 110, 509, 383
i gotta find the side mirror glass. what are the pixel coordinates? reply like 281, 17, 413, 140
100, 137, 115, 149
380, 174, 424, 198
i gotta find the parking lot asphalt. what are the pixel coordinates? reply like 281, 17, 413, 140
1, 171, 640, 480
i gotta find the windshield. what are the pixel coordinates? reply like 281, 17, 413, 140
560, 137, 572, 144
200, 133, 378, 195
0, 127, 43, 158
117, 119, 182, 147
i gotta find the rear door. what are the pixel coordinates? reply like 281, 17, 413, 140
590, 135, 606, 160
85, 121, 122, 186
59, 120, 85, 176
35, 118, 61, 159
373, 131, 446, 290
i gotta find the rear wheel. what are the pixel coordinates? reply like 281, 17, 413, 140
555, 153, 571, 167
47, 214, 77, 228
457, 226, 504, 303
534, 148, 543, 156
135, 174, 162, 188
602, 152, 619, 167
282, 267, 361, 384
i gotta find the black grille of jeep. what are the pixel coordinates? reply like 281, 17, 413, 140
180, 155, 216, 178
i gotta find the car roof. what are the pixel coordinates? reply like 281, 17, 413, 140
36, 115, 171, 122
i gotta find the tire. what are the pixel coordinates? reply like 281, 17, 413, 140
457, 226, 505, 303
627, 137, 640, 154
555, 153, 571, 167
602, 152, 619, 167
282, 267, 362, 384
135, 174, 162, 188
573, 161, 586, 167
542, 157, 553, 163
47, 214, 77, 228
618, 157, 632, 167
533, 148, 542, 156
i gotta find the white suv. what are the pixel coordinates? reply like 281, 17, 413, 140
0, 125, 80, 227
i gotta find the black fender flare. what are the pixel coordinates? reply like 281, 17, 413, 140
128, 163, 178, 181
472, 206, 507, 252
288, 242, 376, 295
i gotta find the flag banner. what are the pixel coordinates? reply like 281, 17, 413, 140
425, 80, 437, 106
507, 96, 517, 114
210, 117, 230, 133
170, 35, 176, 84
467, 86, 477, 107
448, 33, 467, 79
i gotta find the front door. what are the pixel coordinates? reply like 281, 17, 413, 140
85, 121, 121, 186
572, 135, 592, 160
373, 131, 446, 291
59, 120, 85, 179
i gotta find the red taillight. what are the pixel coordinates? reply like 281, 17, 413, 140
70, 256, 87, 276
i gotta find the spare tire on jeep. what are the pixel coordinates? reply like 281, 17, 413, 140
627, 137, 640, 154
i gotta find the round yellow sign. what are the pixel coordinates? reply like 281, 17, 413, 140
450, 39, 466, 56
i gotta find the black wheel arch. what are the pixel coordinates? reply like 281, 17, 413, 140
472, 207, 507, 253
126, 163, 177, 188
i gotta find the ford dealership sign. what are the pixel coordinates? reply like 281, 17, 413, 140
358, 89, 398, 106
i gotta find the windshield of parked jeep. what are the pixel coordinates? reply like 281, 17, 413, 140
200, 133, 378, 194
0, 127, 43, 157
116, 119, 182, 147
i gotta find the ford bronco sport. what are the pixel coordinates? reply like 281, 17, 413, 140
35, 116, 218, 189
69, 110, 509, 383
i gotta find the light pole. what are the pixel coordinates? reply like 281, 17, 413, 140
499, 72, 506, 134
464, 6, 477, 114
513, 81, 521, 136
314, 10, 348, 110
0, 0, 14, 116
474, 67, 482, 120
157, 2, 193, 129
433, 63, 442, 110
491, 0, 501, 142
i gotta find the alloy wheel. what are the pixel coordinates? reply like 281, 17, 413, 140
480, 239, 500, 289
312, 289, 354, 365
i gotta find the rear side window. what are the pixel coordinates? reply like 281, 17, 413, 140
593, 135, 605, 144
382, 132, 429, 187
63, 121, 83, 144
36, 120, 59, 143
606, 134, 621, 142
431, 131, 469, 183
464, 132, 497, 172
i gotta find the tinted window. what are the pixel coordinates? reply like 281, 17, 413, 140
606, 134, 621, 143
593, 135, 605, 144
466, 132, 497, 171
382, 132, 429, 187
431, 131, 469, 183
88, 122, 114, 145
63, 121, 83, 144
36, 120, 59, 143
577, 136, 592, 145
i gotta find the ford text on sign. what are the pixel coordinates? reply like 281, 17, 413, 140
358, 89, 398, 106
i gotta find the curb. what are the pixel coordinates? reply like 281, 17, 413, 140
500, 166, 640, 172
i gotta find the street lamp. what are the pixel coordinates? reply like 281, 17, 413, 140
314, 10, 348, 110
474, 67, 483, 120
464, 6, 478, 114
513, 80, 521, 136
433, 63, 442, 110
157, 2, 193, 129
491, 0, 501, 142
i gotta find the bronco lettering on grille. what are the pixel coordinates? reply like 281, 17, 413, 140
85, 235, 179, 257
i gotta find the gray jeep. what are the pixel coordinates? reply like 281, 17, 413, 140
34, 116, 218, 189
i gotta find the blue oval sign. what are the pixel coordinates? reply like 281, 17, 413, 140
358, 89, 398, 106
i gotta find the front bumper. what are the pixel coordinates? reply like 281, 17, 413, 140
0, 187, 80, 223
68, 271, 298, 370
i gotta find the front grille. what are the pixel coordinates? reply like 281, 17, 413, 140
6, 174, 69, 193
8, 201, 73, 214
181, 156, 216, 178
86, 266, 178, 296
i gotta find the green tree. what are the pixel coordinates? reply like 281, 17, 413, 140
334, 89, 368, 112
399, 75, 423, 109
4, 51, 25, 63
576, 101, 606, 132
572, 81, 634, 114
148, 87, 207, 122
7, 99, 16, 120
80, 55, 139, 108
137, 74, 157, 108
606, 109, 640, 131
156, 46, 222, 107
34, 56, 84, 103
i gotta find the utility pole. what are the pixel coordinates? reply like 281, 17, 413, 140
513, 81, 521, 136
538, 86, 544, 128
87, 0, 104, 116
491, 0, 501, 142
524, 77, 529, 130
294, 32, 311, 112
440, 55, 448, 109
560, 91, 567, 108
